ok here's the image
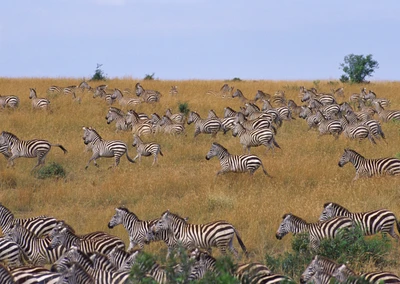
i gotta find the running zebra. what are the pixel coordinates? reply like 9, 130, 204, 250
187, 111, 222, 138
29, 88, 50, 110
111, 88, 143, 107
254, 90, 271, 102
151, 210, 248, 259
132, 135, 163, 165
206, 83, 234, 98
82, 127, 135, 169
331, 87, 344, 97
47, 85, 62, 95
332, 263, 400, 284
232, 122, 281, 154
135, 82, 161, 103
105, 107, 131, 132
93, 88, 115, 105
372, 101, 400, 122
63, 85, 77, 96
0, 131, 68, 170
0, 95, 19, 109
159, 115, 185, 135
206, 142, 270, 176
338, 148, 400, 181
232, 89, 251, 103
78, 80, 92, 92
319, 202, 400, 239
165, 108, 185, 124
316, 111, 343, 138
341, 116, 376, 144
300, 255, 340, 284
275, 213, 354, 250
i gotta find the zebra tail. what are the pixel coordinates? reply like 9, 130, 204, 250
369, 133, 377, 144
126, 151, 136, 163
260, 162, 272, 178
53, 144, 68, 154
273, 138, 281, 149
159, 150, 164, 156
234, 228, 249, 258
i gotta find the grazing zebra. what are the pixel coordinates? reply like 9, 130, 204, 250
169, 85, 178, 95
111, 88, 143, 107
105, 107, 131, 132
5, 223, 66, 266
275, 213, 354, 250
206, 142, 270, 176
29, 88, 51, 110
152, 210, 248, 259
82, 126, 135, 169
0, 95, 19, 109
135, 82, 161, 103
232, 122, 281, 154
232, 89, 251, 103
0, 131, 68, 170
132, 135, 163, 165
338, 148, 400, 181
333, 263, 400, 284
0, 264, 15, 284
187, 111, 222, 138
300, 255, 340, 284
188, 248, 218, 281
10, 266, 61, 284
319, 202, 400, 239
49, 227, 125, 255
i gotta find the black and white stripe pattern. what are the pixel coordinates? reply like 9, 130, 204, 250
152, 210, 248, 259
0, 237, 27, 268
0, 95, 19, 109
232, 89, 251, 103
342, 117, 376, 144
82, 127, 135, 169
56, 263, 95, 284
275, 213, 354, 250
168, 85, 178, 95
132, 135, 163, 165
105, 107, 131, 132
0, 131, 68, 170
206, 142, 270, 176
338, 148, 400, 180
187, 111, 222, 138
135, 82, 161, 103
111, 88, 143, 107
10, 266, 61, 284
0, 264, 15, 284
47, 85, 62, 94
373, 101, 400, 122
165, 108, 185, 124
319, 202, 400, 239
29, 88, 50, 110
333, 263, 400, 284
93, 88, 115, 105
106, 246, 139, 272
159, 115, 185, 135
300, 255, 340, 284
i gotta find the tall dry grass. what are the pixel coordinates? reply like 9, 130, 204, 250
1, 78, 400, 273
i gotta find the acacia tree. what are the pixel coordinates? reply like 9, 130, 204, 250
339, 54, 379, 83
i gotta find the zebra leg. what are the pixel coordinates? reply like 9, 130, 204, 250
152, 154, 158, 166
85, 153, 100, 169
227, 238, 239, 258
386, 225, 400, 240
111, 156, 121, 168
6, 155, 19, 167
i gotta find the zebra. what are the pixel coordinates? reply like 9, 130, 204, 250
56, 263, 95, 284
187, 111, 222, 138
319, 202, 400, 239
234, 262, 272, 283
165, 108, 185, 124
93, 88, 115, 105
111, 88, 143, 107
332, 263, 400, 284
338, 148, 400, 181
206, 83, 234, 98
316, 110, 343, 138
47, 85, 62, 94
132, 135, 163, 165
48, 227, 125, 255
0, 263, 15, 284
254, 90, 271, 102
29, 88, 51, 110
287, 99, 303, 118
82, 126, 135, 169
10, 266, 61, 284
135, 82, 161, 103
0, 95, 19, 109
372, 101, 400, 122
169, 85, 178, 95
243, 102, 282, 126
5, 223, 66, 266
0, 131, 68, 170
232, 122, 281, 154
301, 90, 337, 105
331, 87, 344, 97
300, 255, 340, 284
188, 248, 218, 281
0, 237, 27, 268
106, 246, 140, 272
159, 115, 186, 135
232, 89, 251, 103
341, 116, 376, 144
344, 110, 386, 141
234, 112, 277, 134
78, 80, 92, 92
152, 210, 248, 259
105, 107, 131, 132
62, 85, 77, 96
206, 142, 270, 176
275, 213, 354, 250
125, 109, 152, 134
261, 99, 294, 121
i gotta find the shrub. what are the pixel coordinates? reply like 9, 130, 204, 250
35, 162, 66, 179
144, 73, 155, 80
231, 77, 242, 82
178, 102, 190, 116
91, 64, 107, 81
339, 54, 379, 83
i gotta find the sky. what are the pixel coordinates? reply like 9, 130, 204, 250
0, 0, 399, 81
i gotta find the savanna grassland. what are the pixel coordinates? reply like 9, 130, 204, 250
0, 78, 400, 277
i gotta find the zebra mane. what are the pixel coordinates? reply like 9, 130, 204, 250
56, 220, 77, 234
313, 254, 339, 265
0, 203, 13, 217
323, 202, 348, 212
1, 131, 19, 140
282, 213, 308, 224
212, 142, 229, 153
72, 247, 94, 266
116, 207, 140, 219
344, 148, 363, 159
162, 210, 188, 223
152, 113, 161, 120
109, 107, 125, 116
87, 127, 102, 139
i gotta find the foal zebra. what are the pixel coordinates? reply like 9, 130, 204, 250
82, 127, 135, 169
338, 148, 400, 181
152, 210, 248, 259
319, 202, 400, 239
275, 213, 354, 250
206, 142, 270, 176
0, 95, 19, 109
132, 135, 163, 165
187, 111, 222, 138
29, 88, 50, 110
0, 131, 68, 170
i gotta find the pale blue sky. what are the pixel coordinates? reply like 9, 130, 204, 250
1, 0, 398, 81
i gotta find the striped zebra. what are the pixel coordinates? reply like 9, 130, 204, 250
261, 99, 294, 121
341, 116, 376, 144
206, 142, 270, 176
159, 115, 185, 135
10, 266, 61, 284
287, 99, 303, 118
106, 246, 139, 272
105, 107, 131, 132
316, 110, 343, 138
152, 210, 248, 259
0, 95, 19, 109
0, 237, 27, 268
169, 85, 178, 95
232, 122, 281, 154
372, 101, 400, 122
301, 90, 337, 105
49, 227, 125, 255
319, 202, 400, 239
57, 263, 95, 284
243, 103, 282, 126
206, 83, 234, 98
300, 255, 340, 284
165, 108, 185, 124
132, 135, 163, 165
0, 264, 14, 284
338, 148, 400, 181
0, 131, 68, 170
232, 89, 251, 103
187, 111, 222, 138
135, 82, 161, 103
29, 88, 50, 110
254, 90, 271, 102
47, 85, 62, 94
125, 109, 151, 134
82, 126, 135, 169
235, 112, 277, 134
188, 248, 217, 281
333, 263, 400, 284
331, 87, 344, 97
111, 88, 143, 107
275, 213, 354, 250
78, 80, 92, 92
5, 223, 66, 266
93, 88, 115, 105
344, 110, 386, 141
63, 85, 77, 96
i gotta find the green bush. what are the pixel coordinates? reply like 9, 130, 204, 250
339, 54, 379, 83
231, 77, 242, 82
91, 64, 107, 81
35, 162, 66, 179
144, 73, 155, 80
178, 102, 190, 116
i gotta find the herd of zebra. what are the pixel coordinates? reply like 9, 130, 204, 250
0, 198, 399, 283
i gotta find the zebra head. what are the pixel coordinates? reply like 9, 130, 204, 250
300, 91, 312, 102
205, 142, 223, 160
275, 213, 293, 240
338, 148, 352, 167
135, 83, 144, 96
48, 227, 68, 250
187, 111, 198, 125
300, 255, 321, 283
118, 250, 140, 272
331, 264, 352, 283
29, 88, 37, 99
51, 246, 90, 273
232, 89, 242, 99
152, 210, 172, 233
108, 208, 126, 229
319, 202, 336, 221
82, 127, 100, 145
4, 223, 22, 243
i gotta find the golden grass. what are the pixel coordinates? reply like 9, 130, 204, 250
1, 78, 400, 274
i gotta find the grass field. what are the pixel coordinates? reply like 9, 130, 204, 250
1, 78, 400, 278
